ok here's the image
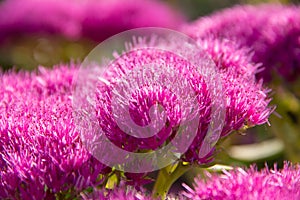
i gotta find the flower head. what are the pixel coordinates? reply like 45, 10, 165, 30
0, 64, 109, 199
94, 37, 272, 165
182, 4, 300, 82
183, 162, 300, 200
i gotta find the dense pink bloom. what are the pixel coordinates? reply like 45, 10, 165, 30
183, 162, 300, 200
95, 38, 272, 164
186, 39, 272, 162
0, 65, 110, 199
0, 38, 272, 198
199, 38, 260, 78
0, 0, 185, 43
182, 4, 300, 82
205, 39, 272, 135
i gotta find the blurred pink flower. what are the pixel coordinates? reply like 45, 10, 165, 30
0, 0, 185, 43
182, 4, 300, 82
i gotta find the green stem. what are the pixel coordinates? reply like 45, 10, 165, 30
152, 162, 193, 199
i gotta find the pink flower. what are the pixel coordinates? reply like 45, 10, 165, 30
183, 162, 300, 200
182, 4, 300, 82
0, 0, 185, 43
0, 36, 273, 198
94, 38, 272, 165
0, 64, 109, 199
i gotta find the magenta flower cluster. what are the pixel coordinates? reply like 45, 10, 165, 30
0, 36, 272, 197
0, 1, 285, 199
183, 4, 300, 82
0, 65, 110, 199
183, 163, 300, 200
95, 38, 272, 164
203, 39, 272, 134
0, 0, 184, 43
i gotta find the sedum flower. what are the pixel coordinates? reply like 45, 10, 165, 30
0, 0, 185, 43
186, 38, 272, 162
182, 4, 300, 82
0, 37, 273, 197
0, 64, 110, 199
95, 38, 272, 165
183, 162, 300, 200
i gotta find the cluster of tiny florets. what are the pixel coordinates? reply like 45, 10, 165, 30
0, 65, 109, 199
95, 39, 272, 164
183, 162, 300, 200
183, 4, 300, 82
